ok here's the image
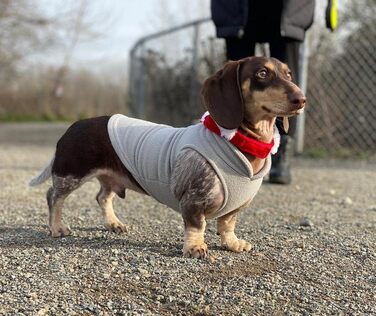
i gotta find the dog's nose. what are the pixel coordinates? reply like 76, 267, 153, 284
289, 92, 306, 109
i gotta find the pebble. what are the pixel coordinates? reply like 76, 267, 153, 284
36, 308, 49, 316
137, 268, 150, 277
299, 218, 314, 227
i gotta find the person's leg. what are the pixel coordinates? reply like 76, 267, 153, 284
269, 39, 301, 184
225, 36, 256, 61
271, 39, 300, 136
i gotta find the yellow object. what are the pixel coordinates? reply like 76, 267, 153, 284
330, 0, 338, 29
326, 0, 338, 31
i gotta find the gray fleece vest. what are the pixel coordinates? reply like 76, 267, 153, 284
108, 114, 271, 219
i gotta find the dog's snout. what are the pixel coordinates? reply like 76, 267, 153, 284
289, 91, 306, 108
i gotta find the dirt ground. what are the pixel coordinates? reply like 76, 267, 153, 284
0, 122, 375, 315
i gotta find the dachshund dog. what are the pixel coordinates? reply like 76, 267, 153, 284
30, 57, 305, 259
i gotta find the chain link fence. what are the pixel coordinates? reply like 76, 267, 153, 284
128, 5, 376, 157
305, 15, 376, 157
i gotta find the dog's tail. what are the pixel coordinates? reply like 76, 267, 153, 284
29, 156, 55, 187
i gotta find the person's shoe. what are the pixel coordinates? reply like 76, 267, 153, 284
269, 135, 293, 185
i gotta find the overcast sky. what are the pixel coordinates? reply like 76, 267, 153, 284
36, 0, 334, 74
37, 0, 210, 70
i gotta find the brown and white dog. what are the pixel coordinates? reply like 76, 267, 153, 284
30, 57, 305, 259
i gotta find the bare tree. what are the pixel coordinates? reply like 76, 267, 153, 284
0, 0, 125, 121
46, 0, 89, 118
0, 0, 54, 83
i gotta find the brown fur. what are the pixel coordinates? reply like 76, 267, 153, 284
31, 57, 305, 258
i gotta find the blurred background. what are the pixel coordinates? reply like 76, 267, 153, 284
0, 0, 375, 158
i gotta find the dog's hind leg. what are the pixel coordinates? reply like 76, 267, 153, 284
96, 175, 127, 233
47, 175, 80, 237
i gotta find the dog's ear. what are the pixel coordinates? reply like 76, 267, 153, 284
201, 60, 244, 129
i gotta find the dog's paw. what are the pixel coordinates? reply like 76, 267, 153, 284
183, 243, 208, 259
50, 224, 71, 238
105, 220, 127, 233
222, 238, 252, 253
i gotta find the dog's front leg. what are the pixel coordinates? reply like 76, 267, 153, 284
182, 209, 208, 259
217, 210, 252, 253
172, 149, 225, 259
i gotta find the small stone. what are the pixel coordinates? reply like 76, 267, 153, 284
37, 307, 49, 316
103, 273, 111, 279
138, 268, 150, 278
296, 241, 305, 249
343, 197, 353, 205
28, 292, 38, 300
329, 189, 336, 195
137, 268, 149, 275
83, 304, 96, 312
299, 218, 314, 227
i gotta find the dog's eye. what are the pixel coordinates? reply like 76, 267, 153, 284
257, 69, 268, 79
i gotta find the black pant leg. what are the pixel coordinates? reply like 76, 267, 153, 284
225, 37, 256, 61
270, 39, 301, 137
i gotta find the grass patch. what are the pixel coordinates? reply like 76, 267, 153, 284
304, 147, 374, 160
0, 113, 72, 122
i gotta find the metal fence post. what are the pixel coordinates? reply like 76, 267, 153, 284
138, 43, 146, 119
295, 35, 309, 154
189, 23, 200, 110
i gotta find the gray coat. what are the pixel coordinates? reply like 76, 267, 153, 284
108, 114, 271, 219
211, 0, 315, 41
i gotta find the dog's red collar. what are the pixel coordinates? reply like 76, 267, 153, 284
202, 115, 274, 159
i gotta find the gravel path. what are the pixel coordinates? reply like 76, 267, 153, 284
0, 123, 375, 315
